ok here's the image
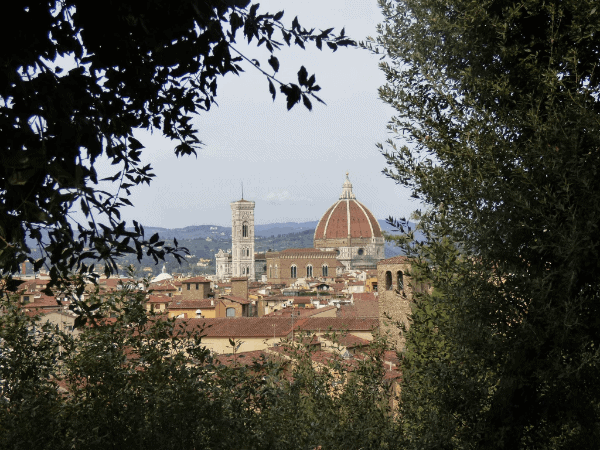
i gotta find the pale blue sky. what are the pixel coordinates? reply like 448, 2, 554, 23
118, 0, 419, 227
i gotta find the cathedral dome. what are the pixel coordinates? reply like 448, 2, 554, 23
314, 173, 382, 249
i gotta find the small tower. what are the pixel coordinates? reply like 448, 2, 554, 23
340, 172, 356, 200
231, 197, 255, 280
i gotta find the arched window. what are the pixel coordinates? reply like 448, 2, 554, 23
397, 271, 404, 290
322, 265, 328, 277
385, 271, 392, 290
269, 265, 272, 278
357, 248, 364, 255
242, 222, 248, 238
306, 265, 313, 277
226, 307, 236, 317
290, 265, 297, 278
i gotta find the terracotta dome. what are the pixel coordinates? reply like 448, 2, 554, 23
314, 174, 382, 248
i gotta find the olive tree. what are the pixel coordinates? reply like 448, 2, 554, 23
371, 0, 600, 447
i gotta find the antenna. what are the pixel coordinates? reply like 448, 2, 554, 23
241, 181, 244, 200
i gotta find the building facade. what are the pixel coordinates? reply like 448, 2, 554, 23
265, 248, 343, 285
215, 249, 232, 281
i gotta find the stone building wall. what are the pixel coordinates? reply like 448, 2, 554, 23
377, 256, 414, 350
220, 299, 244, 318
254, 253, 267, 280
266, 249, 341, 285
231, 277, 248, 300
215, 249, 232, 281
180, 278, 211, 299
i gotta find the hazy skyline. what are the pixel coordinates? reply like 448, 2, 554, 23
113, 0, 419, 228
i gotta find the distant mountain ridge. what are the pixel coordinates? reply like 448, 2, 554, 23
136, 219, 415, 241
131, 220, 420, 268
23, 221, 417, 277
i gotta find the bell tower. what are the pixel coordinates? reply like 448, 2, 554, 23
231, 198, 255, 280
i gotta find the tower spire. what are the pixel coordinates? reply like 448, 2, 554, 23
340, 172, 356, 199
241, 181, 244, 200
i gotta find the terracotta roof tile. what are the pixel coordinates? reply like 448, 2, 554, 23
265, 305, 336, 318
297, 317, 378, 332
146, 295, 172, 304
219, 295, 251, 305
323, 333, 370, 348
338, 297, 379, 319
281, 248, 321, 253
214, 350, 283, 367
173, 317, 304, 337
352, 293, 377, 302
377, 255, 411, 265
315, 198, 382, 240
183, 276, 211, 283
169, 299, 216, 309
151, 284, 177, 291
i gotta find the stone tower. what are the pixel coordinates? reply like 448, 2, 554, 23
231, 198, 255, 280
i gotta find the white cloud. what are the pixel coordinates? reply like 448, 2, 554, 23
264, 190, 313, 204
265, 190, 292, 202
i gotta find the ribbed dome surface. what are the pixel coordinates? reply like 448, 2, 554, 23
314, 174, 382, 241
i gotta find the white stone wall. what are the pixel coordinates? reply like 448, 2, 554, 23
320, 238, 385, 271
231, 200, 255, 280
215, 249, 232, 281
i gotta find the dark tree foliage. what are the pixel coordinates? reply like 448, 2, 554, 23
0, 286, 399, 449
0, 1, 353, 293
371, 0, 600, 447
